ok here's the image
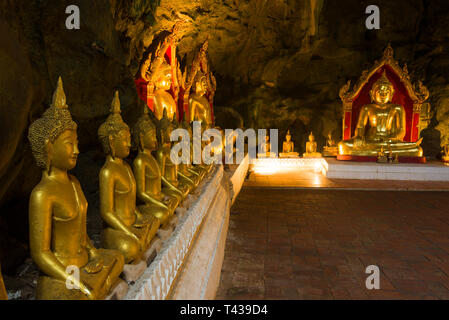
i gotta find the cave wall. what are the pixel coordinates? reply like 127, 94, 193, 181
2, 0, 449, 271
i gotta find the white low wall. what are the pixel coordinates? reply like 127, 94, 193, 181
125, 159, 248, 300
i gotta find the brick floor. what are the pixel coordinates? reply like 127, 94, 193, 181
216, 189, 449, 300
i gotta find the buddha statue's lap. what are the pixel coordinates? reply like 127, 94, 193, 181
338, 71, 423, 157
98, 92, 160, 264
28, 78, 124, 300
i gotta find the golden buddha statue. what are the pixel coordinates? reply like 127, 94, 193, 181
338, 72, 423, 157
156, 109, 190, 200
28, 78, 124, 300
98, 91, 160, 264
280, 130, 299, 158
153, 61, 177, 121
258, 134, 276, 158
189, 72, 212, 126
323, 132, 338, 157
442, 145, 449, 162
183, 119, 208, 181
0, 263, 7, 300
132, 104, 180, 226
303, 132, 322, 158
176, 119, 202, 187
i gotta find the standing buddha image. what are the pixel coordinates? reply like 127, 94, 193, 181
27, 78, 124, 300
98, 92, 160, 264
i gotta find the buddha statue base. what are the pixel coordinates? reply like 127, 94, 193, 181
303, 152, 322, 158
279, 152, 299, 158
257, 152, 276, 158
338, 140, 423, 158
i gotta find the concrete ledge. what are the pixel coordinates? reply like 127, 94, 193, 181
229, 154, 249, 205
125, 165, 225, 300
326, 159, 449, 181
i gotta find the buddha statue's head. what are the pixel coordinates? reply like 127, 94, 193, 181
132, 103, 158, 152
194, 72, 207, 97
98, 91, 131, 159
286, 130, 291, 142
309, 132, 315, 142
28, 77, 78, 172
370, 71, 394, 105
156, 108, 173, 153
154, 61, 172, 91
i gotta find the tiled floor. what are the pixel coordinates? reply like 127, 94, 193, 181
216, 188, 449, 300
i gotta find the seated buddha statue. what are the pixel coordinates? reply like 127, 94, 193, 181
153, 61, 177, 121
189, 73, 212, 126
182, 119, 207, 181
258, 134, 276, 158
442, 145, 449, 162
0, 263, 6, 300
338, 71, 423, 157
132, 104, 180, 226
98, 91, 160, 264
323, 132, 338, 157
176, 119, 202, 187
28, 78, 124, 300
280, 130, 299, 158
303, 132, 322, 158
156, 109, 190, 200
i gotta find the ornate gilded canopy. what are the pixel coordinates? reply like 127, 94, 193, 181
339, 44, 430, 142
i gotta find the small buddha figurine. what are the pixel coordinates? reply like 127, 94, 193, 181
189, 72, 212, 126
280, 130, 299, 158
303, 132, 322, 158
338, 71, 423, 157
98, 91, 160, 264
442, 145, 449, 162
323, 132, 338, 157
377, 146, 388, 163
156, 109, 190, 200
153, 61, 177, 121
132, 104, 180, 226
258, 134, 276, 158
28, 78, 124, 300
0, 263, 7, 300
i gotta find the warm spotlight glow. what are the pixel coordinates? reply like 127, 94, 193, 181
251, 158, 327, 175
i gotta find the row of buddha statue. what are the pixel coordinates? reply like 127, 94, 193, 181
261, 69, 427, 161
22, 75, 214, 300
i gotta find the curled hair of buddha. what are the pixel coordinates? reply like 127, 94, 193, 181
372, 71, 394, 93
132, 102, 156, 150
28, 77, 77, 169
98, 91, 130, 154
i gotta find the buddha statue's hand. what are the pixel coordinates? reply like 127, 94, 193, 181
353, 137, 365, 148
84, 258, 104, 274
69, 276, 96, 300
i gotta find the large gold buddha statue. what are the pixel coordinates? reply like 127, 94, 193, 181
189, 72, 212, 126
153, 61, 177, 121
338, 72, 423, 157
98, 91, 160, 264
132, 104, 180, 226
280, 130, 299, 158
0, 263, 7, 300
28, 78, 124, 300
156, 109, 190, 200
